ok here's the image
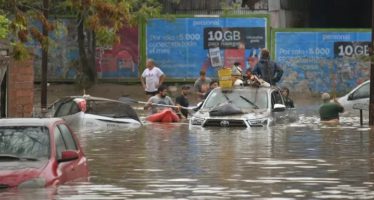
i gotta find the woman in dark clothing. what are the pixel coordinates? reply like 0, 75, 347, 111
281, 87, 294, 108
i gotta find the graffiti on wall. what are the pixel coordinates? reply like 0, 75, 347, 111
96, 27, 139, 78
275, 31, 370, 94
31, 20, 79, 80
146, 17, 267, 78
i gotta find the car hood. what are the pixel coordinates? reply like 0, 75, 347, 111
194, 109, 270, 120
0, 160, 48, 187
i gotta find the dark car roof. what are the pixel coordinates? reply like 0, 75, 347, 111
0, 118, 63, 127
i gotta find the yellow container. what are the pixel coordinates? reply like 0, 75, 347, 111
218, 68, 232, 90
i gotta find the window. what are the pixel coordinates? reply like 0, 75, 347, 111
0, 126, 50, 159
55, 100, 80, 117
58, 124, 78, 150
54, 126, 67, 160
351, 83, 369, 100
55, 101, 74, 117
203, 89, 268, 110
69, 103, 80, 115
271, 91, 284, 108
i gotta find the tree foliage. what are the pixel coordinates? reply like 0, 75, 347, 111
0, 0, 57, 59
66, 0, 161, 46
64, 0, 162, 88
0, 0, 162, 88
0, 14, 9, 39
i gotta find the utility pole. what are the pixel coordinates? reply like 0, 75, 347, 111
370, 0, 374, 125
41, 0, 49, 116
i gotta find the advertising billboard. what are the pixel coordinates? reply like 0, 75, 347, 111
146, 17, 268, 78
274, 30, 370, 93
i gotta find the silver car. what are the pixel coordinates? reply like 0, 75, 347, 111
48, 95, 142, 131
189, 86, 297, 129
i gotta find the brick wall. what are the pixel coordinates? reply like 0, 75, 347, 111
8, 58, 34, 117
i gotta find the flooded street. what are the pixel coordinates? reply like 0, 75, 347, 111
2, 99, 374, 199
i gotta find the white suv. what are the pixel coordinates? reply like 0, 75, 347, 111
189, 86, 297, 129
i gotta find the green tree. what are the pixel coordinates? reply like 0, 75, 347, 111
0, 0, 162, 88
0, 15, 9, 39
0, 0, 56, 113
65, 0, 162, 88
0, 0, 56, 59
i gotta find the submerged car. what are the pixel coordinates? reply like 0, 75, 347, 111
189, 86, 297, 129
0, 118, 88, 189
337, 80, 369, 116
48, 95, 141, 131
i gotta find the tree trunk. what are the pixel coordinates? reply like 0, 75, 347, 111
87, 30, 97, 82
41, 0, 49, 116
77, 14, 95, 89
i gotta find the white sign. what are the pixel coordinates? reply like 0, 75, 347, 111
209, 47, 223, 67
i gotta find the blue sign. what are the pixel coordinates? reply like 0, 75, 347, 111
146, 17, 267, 78
275, 31, 371, 94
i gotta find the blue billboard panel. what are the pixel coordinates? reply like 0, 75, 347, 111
146, 17, 267, 78
275, 31, 370, 94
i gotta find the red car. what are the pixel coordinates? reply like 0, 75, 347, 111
0, 118, 88, 189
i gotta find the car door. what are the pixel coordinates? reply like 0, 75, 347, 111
271, 90, 287, 122
54, 124, 87, 183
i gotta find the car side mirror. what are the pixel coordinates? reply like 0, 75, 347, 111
193, 101, 203, 111
348, 93, 354, 101
59, 150, 79, 162
273, 104, 286, 112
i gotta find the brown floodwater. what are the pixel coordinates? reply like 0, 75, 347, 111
2, 98, 374, 199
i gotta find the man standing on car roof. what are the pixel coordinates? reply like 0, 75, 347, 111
252, 48, 283, 86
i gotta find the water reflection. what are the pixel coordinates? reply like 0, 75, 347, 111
2, 108, 374, 199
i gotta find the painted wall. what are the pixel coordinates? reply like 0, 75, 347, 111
31, 20, 79, 80
146, 17, 268, 78
96, 27, 139, 78
274, 30, 370, 94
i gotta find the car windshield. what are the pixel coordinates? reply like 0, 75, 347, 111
86, 100, 140, 121
203, 88, 268, 110
0, 126, 50, 160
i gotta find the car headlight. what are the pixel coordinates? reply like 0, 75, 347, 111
18, 177, 46, 189
247, 119, 268, 126
191, 117, 205, 125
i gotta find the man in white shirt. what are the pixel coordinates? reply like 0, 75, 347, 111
140, 59, 165, 96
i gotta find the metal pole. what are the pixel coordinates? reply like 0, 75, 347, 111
41, 0, 49, 117
370, 0, 374, 125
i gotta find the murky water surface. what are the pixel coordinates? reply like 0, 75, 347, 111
2, 100, 374, 199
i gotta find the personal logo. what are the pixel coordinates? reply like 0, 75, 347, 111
220, 120, 230, 127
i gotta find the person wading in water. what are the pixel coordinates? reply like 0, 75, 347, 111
319, 92, 344, 125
